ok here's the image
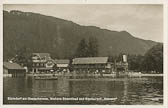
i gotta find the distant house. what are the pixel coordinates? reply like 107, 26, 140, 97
28, 53, 54, 73
54, 59, 70, 72
115, 55, 128, 72
72, 57, 113, 73
115, 62, 128, 71
3, 62, 26, 77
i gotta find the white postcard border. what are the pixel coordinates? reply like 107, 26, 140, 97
0, 0, 167, 108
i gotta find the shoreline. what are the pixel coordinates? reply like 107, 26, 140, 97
3, 73, 163, 78
13, 73, 164, 77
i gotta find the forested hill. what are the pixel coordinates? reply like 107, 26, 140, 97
3, 10, 158, 59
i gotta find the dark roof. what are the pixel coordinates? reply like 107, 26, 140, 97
32, 53, 51, 59
3, 62, 25, 70
32, 53, 51, 60
54, 59, 70, 64
72, 57, 108, 64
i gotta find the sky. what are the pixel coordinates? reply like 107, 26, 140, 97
3, 4, 163, 42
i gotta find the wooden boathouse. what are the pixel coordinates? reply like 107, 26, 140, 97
72, 57, 114, 74
3, 62, 26, 77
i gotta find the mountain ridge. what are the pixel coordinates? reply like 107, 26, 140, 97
3, 10, 159, 60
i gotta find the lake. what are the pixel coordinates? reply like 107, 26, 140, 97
3, 76, 163, 105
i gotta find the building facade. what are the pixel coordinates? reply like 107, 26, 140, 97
115, 55, 128, 72
72, 57, 113, 74
3, 62, 26, 77
54, 59, 70, 72
28, 53, 55, 73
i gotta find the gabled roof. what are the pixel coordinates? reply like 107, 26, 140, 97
32, 53, 51, 59
3, 62, 25, 70
54, 59, 70, 64
72, 57, 108, 64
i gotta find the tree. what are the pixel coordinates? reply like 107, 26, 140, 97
141, 43, 163, 73
75, 37, 99, 58
87, 37, 99, 57
13, 47, 32, 66
127, 54, 144, 71
75, 38, 88, 57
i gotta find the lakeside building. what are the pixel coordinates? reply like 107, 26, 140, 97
28, 53, 55, 73
115, 55, 128, 72
115, 62, 128, 72
27, 53, 70, 74
72, 57, 114, 74
54, 59, 70, 72
4, 52, 128, 75
3, 62, 26, 77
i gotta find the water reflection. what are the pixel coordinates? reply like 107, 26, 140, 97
32, 77, 70, 97
3, 76, 163, 105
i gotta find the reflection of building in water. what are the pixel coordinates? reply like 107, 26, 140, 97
32, 80, 57, 97
122, 78, 129, 104
32, 78, 70, 97
69, 81, 124, 98
55, 78, 70, 97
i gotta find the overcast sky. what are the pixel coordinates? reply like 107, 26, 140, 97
4, 4, 163, 42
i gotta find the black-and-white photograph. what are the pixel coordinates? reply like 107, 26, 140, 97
3, 4, 163, 105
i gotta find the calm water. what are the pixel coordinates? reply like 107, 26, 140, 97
3, 76, 163, 105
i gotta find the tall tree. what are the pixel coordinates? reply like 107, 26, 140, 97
13, 47, 32, 66
75, 38, 88, 57
87, 37, 99, 57
141, 43, 163, 73
127, 54, 144, 71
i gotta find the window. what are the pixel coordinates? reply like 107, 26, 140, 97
40, 63, 43, 66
